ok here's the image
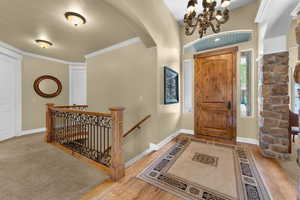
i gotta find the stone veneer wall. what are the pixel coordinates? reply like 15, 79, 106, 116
259, 52, 290, 160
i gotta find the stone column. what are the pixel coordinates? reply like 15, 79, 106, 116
259, 52, 290, 160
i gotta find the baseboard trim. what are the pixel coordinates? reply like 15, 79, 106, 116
125, 129, 193, 168
21, 128, 46, 136
179, 129, 259, 145
237, 137, 259, 145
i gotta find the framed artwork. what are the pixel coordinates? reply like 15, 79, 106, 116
164, 67, 179, 104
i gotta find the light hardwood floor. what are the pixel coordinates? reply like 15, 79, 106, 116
81, 135, 298, 200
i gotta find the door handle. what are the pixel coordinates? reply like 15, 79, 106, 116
227, 101, 231, 110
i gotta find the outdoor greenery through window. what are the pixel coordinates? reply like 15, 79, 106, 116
240, 51, 252, 117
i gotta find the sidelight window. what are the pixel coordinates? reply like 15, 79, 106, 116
183, 60, 193, 113
240, 51, 252, 117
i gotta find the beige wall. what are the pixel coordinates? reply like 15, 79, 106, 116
87, 43, 182, 163
22, 56, 69, 130
114, 0, 182, 142
87, 41, 159, 161
87, 0, 181, 162
180, 1, 260, 140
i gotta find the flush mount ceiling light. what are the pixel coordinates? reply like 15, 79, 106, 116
184, 0, 231, 38
35, 39, 53, 48
64, 12, 86, 26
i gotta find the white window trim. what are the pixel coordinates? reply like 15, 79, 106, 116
289, 46, 300, 113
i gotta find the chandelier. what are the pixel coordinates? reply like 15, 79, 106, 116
184, 0, 231, 38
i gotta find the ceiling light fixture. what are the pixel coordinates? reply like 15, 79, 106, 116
35, 39, 53, 48
65, 12, 86, 26
184, 0, 231, 38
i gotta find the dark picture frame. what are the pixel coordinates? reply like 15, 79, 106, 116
164, 67, 179, 104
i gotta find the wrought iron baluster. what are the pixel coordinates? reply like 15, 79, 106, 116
49, 109, 112, 167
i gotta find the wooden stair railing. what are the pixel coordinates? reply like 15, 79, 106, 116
103, 115, 151, 155
45, 103, 125, 181
123, 115, 151, 138
53, 105, 88, 109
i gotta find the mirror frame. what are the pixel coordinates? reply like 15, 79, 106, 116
33, 75, 62, 98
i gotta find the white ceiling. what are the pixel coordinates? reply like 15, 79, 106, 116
163, 0, 257, 22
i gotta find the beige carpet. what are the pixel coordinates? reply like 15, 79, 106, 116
0, 133, 108, 200
138, 138, 271, 200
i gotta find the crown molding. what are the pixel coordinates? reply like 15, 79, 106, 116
22, 51, 83, 65
0, 37, 142, 64
291, 2, 300, 17
255, 0, 272, 23
0, 41, 23, 54
85, 37, 141, 59
0, 40, 85, 65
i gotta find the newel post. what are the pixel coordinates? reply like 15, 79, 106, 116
109, 106, 125, 181
45, 103, 55, 143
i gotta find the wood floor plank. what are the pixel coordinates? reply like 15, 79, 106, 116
81, 135, 298, 200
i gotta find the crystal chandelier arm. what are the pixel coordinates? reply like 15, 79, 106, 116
184, 14, 203, 35
183, 0, 230, 38
222, 9, 230, 23
185, 20, 199, 35
209, 21, 220, 33
215, 9, 230, 24
185, 13, 203, 27
198, 27, 204, 38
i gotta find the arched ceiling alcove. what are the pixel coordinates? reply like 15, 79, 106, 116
184, 30, 252, 54
0, 0, 155, 62
256, 0, 300, 54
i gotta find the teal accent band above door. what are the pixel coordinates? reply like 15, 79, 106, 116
184, 30, 252, 54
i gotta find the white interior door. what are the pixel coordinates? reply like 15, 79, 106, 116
69, 65, 87, 105
0, 54, 18, 141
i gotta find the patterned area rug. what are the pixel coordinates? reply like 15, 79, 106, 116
137, 138, 271, 200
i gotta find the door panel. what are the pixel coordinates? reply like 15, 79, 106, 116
200, 60, 227, 103
0, 54, 16, 141
70, 66, 87, 105
194, 47, 237, 141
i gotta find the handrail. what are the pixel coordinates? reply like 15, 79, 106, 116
54, 105, 88, 109
103, 114, 151, 155
123, 115, 151, 138
50, 107, 112, 117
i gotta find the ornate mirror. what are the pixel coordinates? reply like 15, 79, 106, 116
34, 75, 62, 98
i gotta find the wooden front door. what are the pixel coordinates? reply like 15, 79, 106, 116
194, 47, 237, 142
